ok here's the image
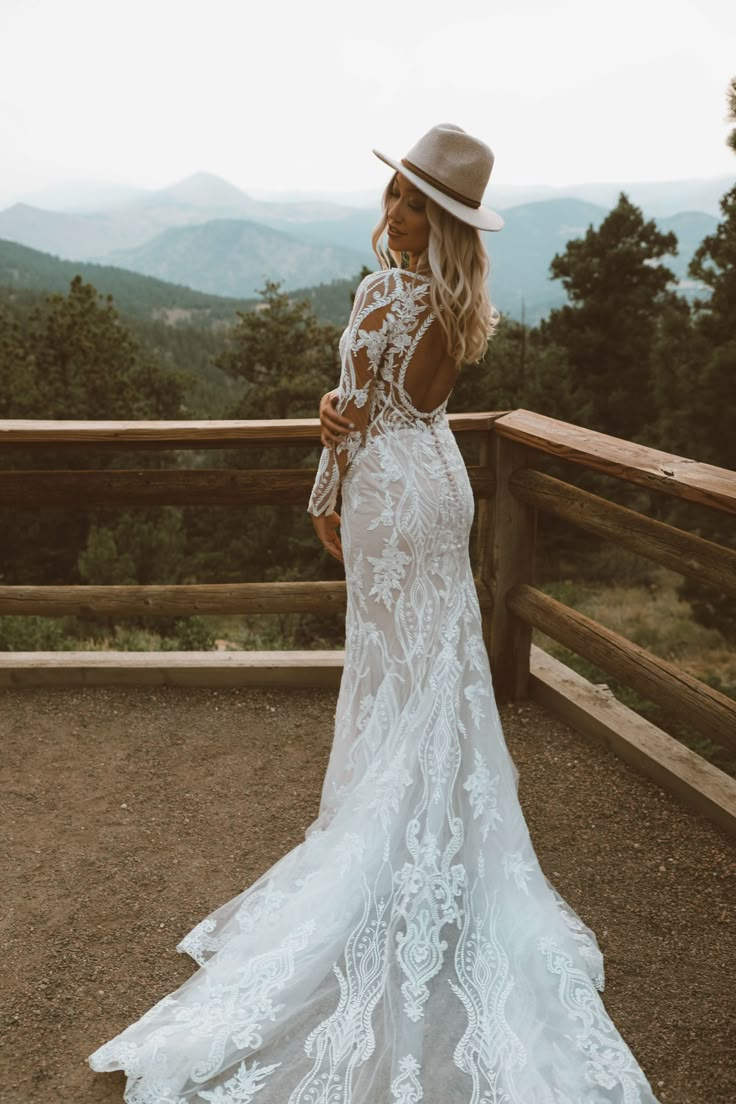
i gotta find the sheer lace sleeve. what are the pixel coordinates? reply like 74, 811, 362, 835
307, 272, 397, 518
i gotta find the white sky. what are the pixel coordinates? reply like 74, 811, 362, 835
1, 0, 734, 206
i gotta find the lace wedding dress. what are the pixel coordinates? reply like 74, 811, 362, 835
88, 269, 661, 1103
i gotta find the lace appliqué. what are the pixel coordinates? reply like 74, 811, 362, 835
538, 937, 652, 1100
550, 885, 606, 991
450, 888, 528, 1101
390, 1054, 424, 1103
288, 880, 392, 1102
502, 851, 536, 894
307, 270, 434, 518
197, 1059, 281, 1102
463, 749, 502, 840
394, 821, 465, 1022
177, 916, 218, 965
367, 532, 411, 611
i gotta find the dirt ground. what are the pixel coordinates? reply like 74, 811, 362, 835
1, 686, 733, 1104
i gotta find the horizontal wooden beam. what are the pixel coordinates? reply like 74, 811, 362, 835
0, 412, 503, 450
508, 583, 736, 753
0, 649, 346, 689
0, 465, 496, 506
511, 467, 736, 595
495, 409, 736, 515
0, 578, 493, 618
529, 645, 736, 839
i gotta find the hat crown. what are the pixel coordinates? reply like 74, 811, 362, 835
403, 123, 494, 207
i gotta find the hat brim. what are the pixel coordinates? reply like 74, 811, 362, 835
372, 148, 504, 232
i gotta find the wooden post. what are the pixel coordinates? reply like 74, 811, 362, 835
476, 431, 495, 664
488, 435, 537, 700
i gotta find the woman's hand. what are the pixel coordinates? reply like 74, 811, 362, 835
319, 388, 354, 448
310, 511, 343, 564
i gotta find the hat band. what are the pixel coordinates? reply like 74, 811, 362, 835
400, 158, 481, 210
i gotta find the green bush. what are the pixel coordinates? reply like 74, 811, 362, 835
158, 617, 216, 651
0, 616, 79, 651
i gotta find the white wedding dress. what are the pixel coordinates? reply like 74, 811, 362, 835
88, 269, 661, 1103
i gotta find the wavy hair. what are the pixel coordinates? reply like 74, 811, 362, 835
371, 172, 499, 365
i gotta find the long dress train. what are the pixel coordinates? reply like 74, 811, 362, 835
88, 269, 661, 1103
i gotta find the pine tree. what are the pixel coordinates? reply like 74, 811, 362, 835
216, 280, 340, 421
541, 193, 677, 441
680, 78, 736, 470
672, 77, 736, 642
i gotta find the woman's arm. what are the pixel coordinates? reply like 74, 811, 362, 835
308, 273, 394, 521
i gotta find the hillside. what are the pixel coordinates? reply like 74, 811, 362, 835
102, 218, 370, 297
0, 238, 254, 323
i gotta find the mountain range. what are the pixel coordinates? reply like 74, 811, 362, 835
0, 171, 725, 322
0, 174, 365, 259
6, 172, 733, 218
104, 218, 369, 299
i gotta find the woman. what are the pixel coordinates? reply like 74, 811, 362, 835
89, 125, 661, 1103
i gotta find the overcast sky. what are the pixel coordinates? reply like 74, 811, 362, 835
1, 0, 734, 207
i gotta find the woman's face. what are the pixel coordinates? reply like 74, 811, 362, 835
386, 172, 430, 259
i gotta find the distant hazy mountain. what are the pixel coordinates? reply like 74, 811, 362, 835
249, 175, 733, 218
518, 176, 732, 219
129, 172, 351, 223
0, 238, 252, 322
0, 173, 367, 261
256, 208, 380, 255
0, 204, 129, 262
656, 210, 718, 282
2, 169, 730, 265
103, 218, 370, 297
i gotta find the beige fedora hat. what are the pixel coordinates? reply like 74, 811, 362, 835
373, 122, 504, 232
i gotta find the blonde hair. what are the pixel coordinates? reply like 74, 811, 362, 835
371, 172, 499, 365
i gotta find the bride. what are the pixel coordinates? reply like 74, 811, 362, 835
88, 124, 661, 1103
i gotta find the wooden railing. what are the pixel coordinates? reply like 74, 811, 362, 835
0, 414, 495, 625
488, 411, 735, 755
1, 410, 734, 758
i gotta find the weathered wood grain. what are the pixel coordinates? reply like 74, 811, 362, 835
496, 409, 736, 514
530, 645, 736, 839
0, 465, 495, 506
0, 412, 503, 450
0, 578, 493, 618
510, 584, 736, 752
511, 468, 736, 594
488, 438, 536, 700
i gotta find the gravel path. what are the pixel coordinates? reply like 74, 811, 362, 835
1, 686, 733, 1103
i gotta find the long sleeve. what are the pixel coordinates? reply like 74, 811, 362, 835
307, 273, 396, 517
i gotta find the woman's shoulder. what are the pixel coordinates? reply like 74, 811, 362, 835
355, 267, 431, 304
348, 269, 433, 348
